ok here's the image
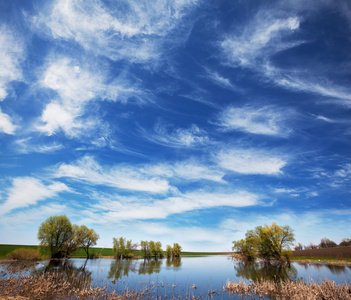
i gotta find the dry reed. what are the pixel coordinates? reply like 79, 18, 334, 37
226, 278, 351, 299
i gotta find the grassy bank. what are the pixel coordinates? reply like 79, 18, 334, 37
0, 244, 229, 259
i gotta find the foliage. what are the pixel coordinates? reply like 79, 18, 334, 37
319, 238, 337, 248
140, 240, 164, 258
78, 225, 100, 259
37, 215, 99, 258
339, 238, 351, 247
38, 215, 73, 258
232, 239, 256, 261
233, 222, 295, 262
113, 237, 137, 259
8, 248, 42, 261
166, 245, 172, 258
172, 243, 182, 258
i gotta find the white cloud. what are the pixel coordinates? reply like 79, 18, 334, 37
0, 177, 70, 215
0, 108, 17, 134
15, 137, 64, 153
90, 189, 259, 222
216, 148, 287, 175
36, 57, 143, 138
54, 155, 171, 193
0, 26, 24, 101
143, 160, 225, 183
221, 11, 300, 67
32, 0, 197, 63
218, 106, 291, 136
335, 164, 351, 178
142, 121, 210, 148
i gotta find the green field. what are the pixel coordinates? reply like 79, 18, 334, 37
0, 244, 229, 259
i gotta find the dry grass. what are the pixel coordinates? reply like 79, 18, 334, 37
226, 278, 351, 299
0, 272, 148, 300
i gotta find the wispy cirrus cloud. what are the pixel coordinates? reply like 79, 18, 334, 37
216, 148, 287, 175
0, 177, 70, 215
217, 105, 291, 136
14, 138, 64, 154
142, 160, 225, 183
32, 0, 198, 64
141, 121, 210, 148
87, 189, 260, 222
221, 11, 300, 67
54, 155, 171, 193
220, 4, 351, 104
0, 26, 25, 101
35, 57, 143, 139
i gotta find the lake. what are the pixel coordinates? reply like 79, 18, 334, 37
1, 256, 351, 299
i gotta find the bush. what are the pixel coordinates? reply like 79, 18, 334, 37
339, 238, 351, 247
8, 248, 42, 261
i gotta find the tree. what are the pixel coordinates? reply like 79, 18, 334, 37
319, 238, 337, 248
79, 225, 100, 259
232, 222, 295, 262
166, 245, 172, 258
172, 243, 182, 258
294, 243, 303, 251
63, 224, 81, 257
113, 237, 136, 259
339, 238, 351, 247
38, 215, 73, 258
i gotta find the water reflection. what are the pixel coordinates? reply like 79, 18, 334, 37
295, 262, 349, 275
33, 259, 93, 288
108, 258, 181, 280
234, 260, 297, 282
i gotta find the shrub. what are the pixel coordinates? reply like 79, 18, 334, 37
8, 248, 42, 261
339, 238, 351, 247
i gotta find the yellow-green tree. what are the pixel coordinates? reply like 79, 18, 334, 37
172, 243, 182, 258
38, 215, 73, 258
113, 237, 136, 259
166, 245, 172, 258
79, 225, 100, 259
233, 222, 294, 262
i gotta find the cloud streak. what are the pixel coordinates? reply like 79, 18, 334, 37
217, 105, 291, 136
0, 177, 70, 215
32, 0, 198, 63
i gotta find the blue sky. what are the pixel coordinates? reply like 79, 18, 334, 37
0, 0, 350, 251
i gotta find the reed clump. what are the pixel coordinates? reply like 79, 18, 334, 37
0, 272, 147, 299
226, 278, 351, 299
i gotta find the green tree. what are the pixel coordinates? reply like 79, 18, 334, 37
63, 224, 82, 257
79, 226, 99, 259
172, 243, 182, 258
166, 245, 172, 258
113, 237, 136, 259
37, 215, 73, 258
233, 222, 295, 262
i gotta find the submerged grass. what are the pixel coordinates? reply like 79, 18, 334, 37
226, 278, 351, 299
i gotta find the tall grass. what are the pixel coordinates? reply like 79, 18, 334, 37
226, 279, 351, 299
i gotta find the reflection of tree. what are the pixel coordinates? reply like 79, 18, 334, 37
324, 264, 347, 275
138, 259, 162, 275
108, 259, 138, 280
166, 257, 182, 268
234, 261, 297, 282
32, 259, 93, 290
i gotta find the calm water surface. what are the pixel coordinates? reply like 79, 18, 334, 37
1, 256, 351, 299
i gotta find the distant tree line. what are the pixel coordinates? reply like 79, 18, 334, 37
294, 238, 351, 251
37, 215, 99, 259
113, 237, 182, 259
